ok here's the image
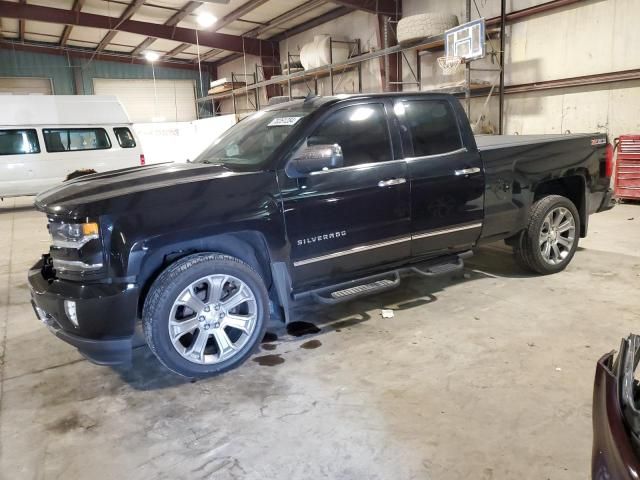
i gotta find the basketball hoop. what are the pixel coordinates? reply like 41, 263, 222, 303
437, 56, 463, 75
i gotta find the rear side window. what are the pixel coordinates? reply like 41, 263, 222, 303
113, 127, 136, 148
399, 100, 462, 157
0, 129, 40, 155
43, 128, 111, 153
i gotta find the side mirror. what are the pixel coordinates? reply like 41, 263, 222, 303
288, 144, 344, 176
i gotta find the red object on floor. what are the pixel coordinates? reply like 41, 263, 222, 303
614, 135, 640, 201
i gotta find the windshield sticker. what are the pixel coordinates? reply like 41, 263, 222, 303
225, 144, 239, 156
268, 116, 303, 127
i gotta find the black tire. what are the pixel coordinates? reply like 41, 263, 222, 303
513, 195, 581, 275
143, 253, 269, 378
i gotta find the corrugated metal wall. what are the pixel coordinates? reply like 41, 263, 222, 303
0, 49, 211, 116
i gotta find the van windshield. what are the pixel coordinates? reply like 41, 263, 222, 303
194, 110, 309, 169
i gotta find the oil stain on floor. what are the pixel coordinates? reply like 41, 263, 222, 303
300, 339, 322, 350
252, 354, 285, 367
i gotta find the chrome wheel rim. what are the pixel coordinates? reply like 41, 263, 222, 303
168, 274, 257, 365
539, 206, 576, 265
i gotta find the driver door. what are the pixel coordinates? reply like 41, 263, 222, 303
278, 101, 411, 288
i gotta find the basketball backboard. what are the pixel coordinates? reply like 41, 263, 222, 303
444, 18, 486, 61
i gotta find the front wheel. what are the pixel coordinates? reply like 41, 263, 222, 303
143, 253, 269, 378
514, 195, 580, 274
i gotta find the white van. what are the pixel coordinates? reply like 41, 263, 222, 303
0, 95, 144, 198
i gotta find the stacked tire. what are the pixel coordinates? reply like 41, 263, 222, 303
397, 13, 459, 45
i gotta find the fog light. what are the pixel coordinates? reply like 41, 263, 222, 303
64, 300, 78, 327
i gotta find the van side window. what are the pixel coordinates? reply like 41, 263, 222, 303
307, 103, 392, 168
43, 128, 111, 153
113, 127, 136, 148
398, 100, 462, 157
0, 129, 40, 155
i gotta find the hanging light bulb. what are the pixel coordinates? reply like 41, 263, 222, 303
197, 12, 217, 29
144, 51, 159, 62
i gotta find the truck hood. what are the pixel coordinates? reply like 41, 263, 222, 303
34, 162, 265, 218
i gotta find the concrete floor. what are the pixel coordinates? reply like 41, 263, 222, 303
1, 197, 639, 480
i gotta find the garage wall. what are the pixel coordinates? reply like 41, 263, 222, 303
402, 0, 640, 140
215, 10, 383, 116
0, 49, 211, 118
93, 78, 197, 123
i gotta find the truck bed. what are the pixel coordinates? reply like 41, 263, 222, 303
475, 133, 594, 151
476, 132, 608, 243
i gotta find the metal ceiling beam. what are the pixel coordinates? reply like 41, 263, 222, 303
271, 6, 353, 42
244, 0, 326, 38
332, 0, 400, 16
212, 4, 355, 66
165, 1, 201, 26
214, 0, 271, 31
0, 0, 277, 55
60, 0, 86, 47
130, 36, 156, 56
163, 42, 190, 59
199, 0, 325, 63
0, 39, 200, 70
95, 0, 146, 53
130, 1, 201, 55
18, 0, 26, 41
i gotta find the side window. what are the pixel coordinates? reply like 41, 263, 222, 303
113, 127, 136, 148
43, 128, 111, 153
399, 100, 462, 157
307, 103, 392, 167
0, 129, 40, 155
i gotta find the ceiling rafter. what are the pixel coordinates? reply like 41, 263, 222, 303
160, 0, 270, 62
18, 0, 26, 41
60, 0, 87, 47
130, 36, 156, 57
129, 0, 200, 57
163, 42, 191, 59
198, 0, 325, 63
95, 0, 146, 53
0, 0, 277, 56
332, 0, 400, 16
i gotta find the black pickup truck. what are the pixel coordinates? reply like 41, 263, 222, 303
28, 93, 614, 377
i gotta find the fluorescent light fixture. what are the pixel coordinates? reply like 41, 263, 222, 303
197, 12, 217, 28
144, 51, 160, 62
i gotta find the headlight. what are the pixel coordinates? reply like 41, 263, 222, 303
48, 220, 103, 273
49, 221, 99, 248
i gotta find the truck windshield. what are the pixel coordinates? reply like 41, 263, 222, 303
194, 109, 308, 168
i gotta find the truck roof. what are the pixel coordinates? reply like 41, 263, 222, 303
0, 95, 132, 126
265, 92, 455, 112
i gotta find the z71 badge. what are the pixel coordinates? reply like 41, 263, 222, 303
297, 231, 347, 246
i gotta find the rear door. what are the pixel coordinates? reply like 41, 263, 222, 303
279, 100, 411, 288
395, 98, 484, 257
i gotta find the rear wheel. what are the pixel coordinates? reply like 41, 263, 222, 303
514, 195, 580, 274
143, 253, 269, 378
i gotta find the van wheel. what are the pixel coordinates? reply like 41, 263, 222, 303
513, 195, 580, 275
143, 253, 269, 378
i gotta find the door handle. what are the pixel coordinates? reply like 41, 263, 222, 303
378, 178, 407, 187
454, 167, 481, 176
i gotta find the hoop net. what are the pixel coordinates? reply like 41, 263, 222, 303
437, 56, 463, 75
